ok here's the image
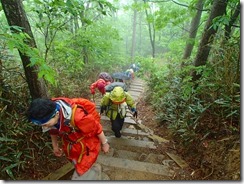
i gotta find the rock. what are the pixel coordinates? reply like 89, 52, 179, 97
71, 163, 102, 180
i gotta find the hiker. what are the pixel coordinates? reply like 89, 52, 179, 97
27, 97, 110, 177
100, 86, 137, 138
111, 72, 130, 83
98, 72, 113, 83
130, 63, 140, 72
125, 68, 135, 79
105, 81, 128, 92
90, 78, 110, 95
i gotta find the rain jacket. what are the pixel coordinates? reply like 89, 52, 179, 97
90, 79, 110, 95
49, 97, 102, 176
100, 88, 136, 120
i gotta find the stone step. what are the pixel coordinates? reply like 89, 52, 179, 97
107, 136, 156, 149
111, 150, 167, 165
128, 88, 143, 94
130, 84, 144, 88
100, 116, 137, 125
130, 96, 139, 101
114, 149, 140, 160
129, 86, 144, 91
97, 155, 173, 177
128, 91, 142, 97
102, 126, 150, 136
71, 163, 102, 180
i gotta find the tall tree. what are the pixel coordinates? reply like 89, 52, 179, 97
192, 0, 228, 81
0, 55, 3, 108
143, 0, 155, 58
182, 0, 205, 59
1, 0, 48, 99
131, 0, 138, 61
224, 2, 240, 40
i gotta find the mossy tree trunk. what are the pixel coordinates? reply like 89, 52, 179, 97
1, 0, 49, 99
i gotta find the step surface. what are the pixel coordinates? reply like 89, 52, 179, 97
97, 155, 173, 177
41, 77, 181, 181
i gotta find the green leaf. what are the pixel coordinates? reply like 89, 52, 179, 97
177, 129, 187, 133
0, 156, 12, 162
2, 163, 19, 172
6, 168, 15, 180
0, 137, 17, 142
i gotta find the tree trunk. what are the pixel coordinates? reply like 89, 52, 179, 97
79, 5, 89, 64
182, 0, 204, 59
224, 2, 240, 40
1, 0, 48, 99
139, 12, 142, 55
193, 0, 228, 81
0, 57, 3, 108
131, 1, 137, 61
143, 0, 155, 58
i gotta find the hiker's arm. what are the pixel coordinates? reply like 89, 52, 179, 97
126, 93, 137, 117
90, 81, 97, 94
125, 93, 136, 108
50, 134, 63, 157
100, 94, 110, 114
97, 131, 109, 153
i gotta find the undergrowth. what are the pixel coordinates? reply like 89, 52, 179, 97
146, 40, 240, 179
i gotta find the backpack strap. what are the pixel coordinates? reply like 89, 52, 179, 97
70, 105, 78, 129
70, 104, 88, 129
64, 136, 86, 164
65, 104, 90, 162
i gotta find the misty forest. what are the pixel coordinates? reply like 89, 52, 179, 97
0, 0, 240, 180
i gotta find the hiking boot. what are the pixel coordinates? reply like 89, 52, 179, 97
114, 131, 121, 138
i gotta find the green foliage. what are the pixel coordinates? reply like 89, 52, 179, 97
0, 26, 57, 179
147, 37, 240, 147
50, 21, 121, 74
155, 2, 190, 30
0, 26, 57, 86
0, 0, 240, 180
0, 109, 31, 179
0, 113, 54, 180
211, 15, 230, 30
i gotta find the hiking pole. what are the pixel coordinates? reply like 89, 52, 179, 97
92, 94, 95, 103
135, 114, 139, 139
131, 110, 139, 139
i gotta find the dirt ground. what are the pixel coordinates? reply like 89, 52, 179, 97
136, 93, 240, 181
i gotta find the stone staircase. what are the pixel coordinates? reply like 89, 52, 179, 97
42, 78, 188, 180
86, 78, 175, 180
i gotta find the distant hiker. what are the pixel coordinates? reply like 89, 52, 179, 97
112, 72, 130, 82
125, 68, 135, 79
90, 78, 110, 95
27, 97, 110, 177
100, 86, 137, 138
98, 72, 113, 83
130, 63, 140, 72
105, 82, 128, 92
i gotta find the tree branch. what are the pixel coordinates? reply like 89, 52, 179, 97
147, 0, 210, 11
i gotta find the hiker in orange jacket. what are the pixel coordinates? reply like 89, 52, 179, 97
90, 79, 110, 95
27, 97, 110, 177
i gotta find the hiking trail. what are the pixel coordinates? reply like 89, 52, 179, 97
42, 78, 189, 180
